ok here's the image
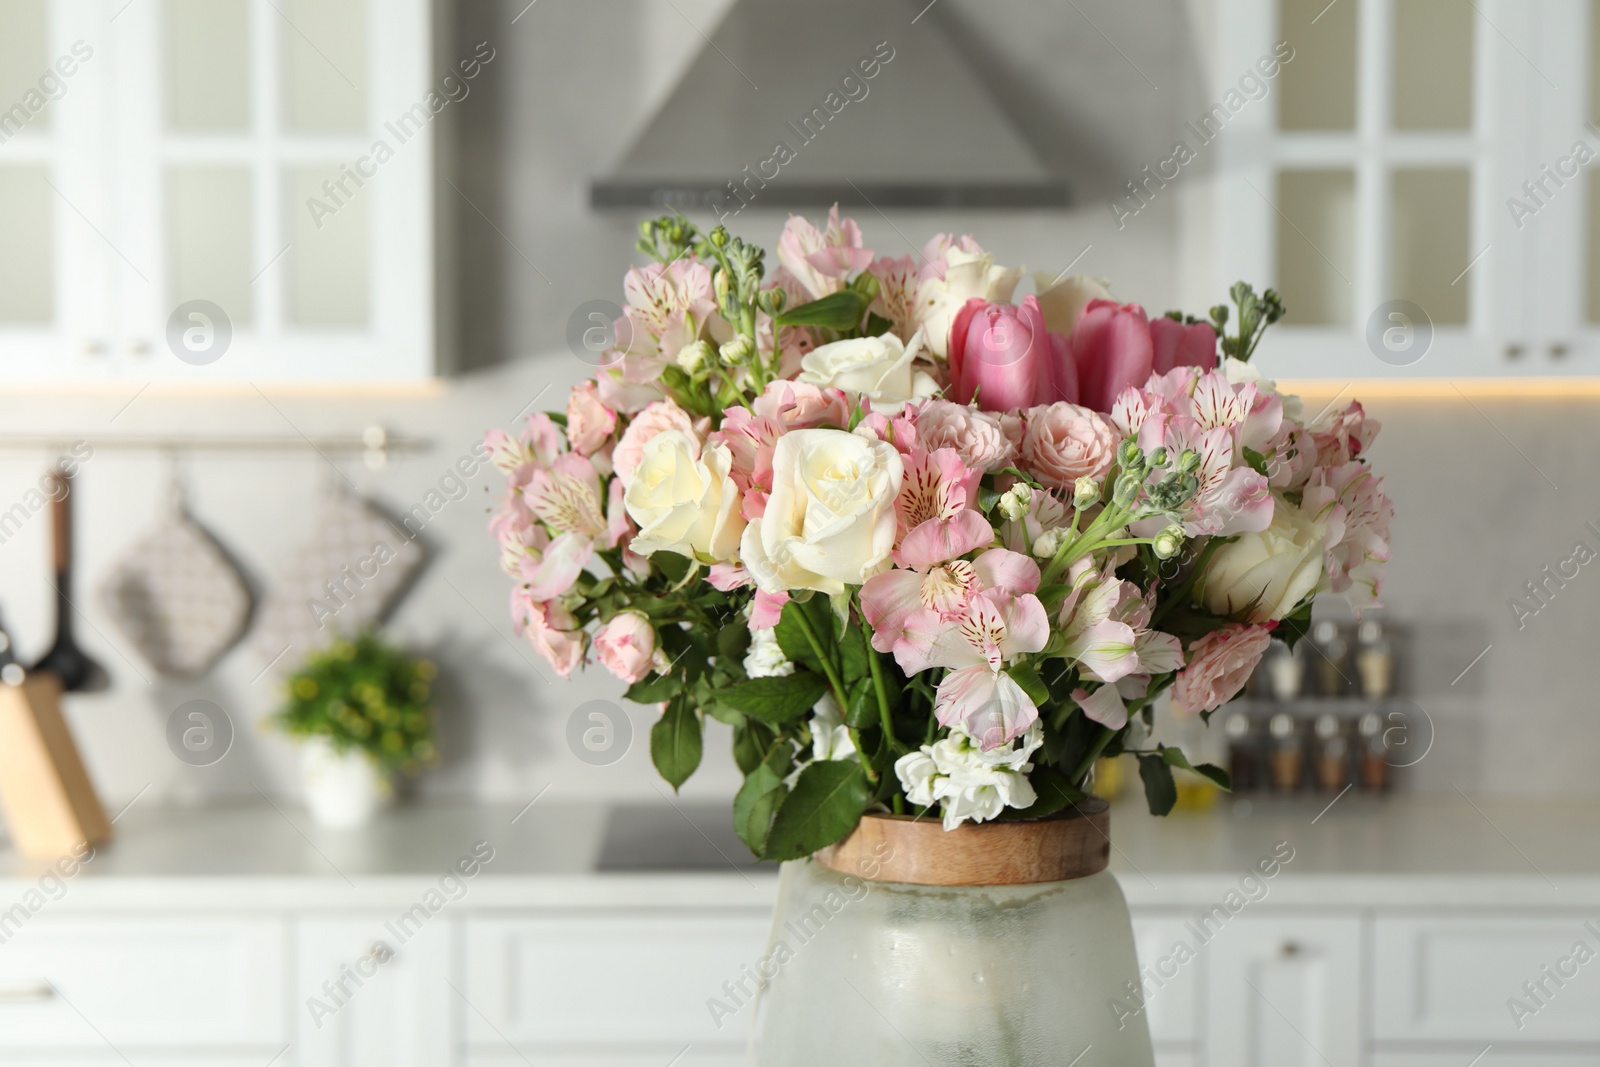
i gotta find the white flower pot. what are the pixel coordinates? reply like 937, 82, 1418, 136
299, 738, 392, 829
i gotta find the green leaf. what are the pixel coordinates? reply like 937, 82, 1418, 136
775, 601, 821, 670
1000, 765, 1086, 820
1160, 745, 1232, 791
652, 551, 691, 585
799, 596, 840, 659
977, 484, 1003, 513
843, 676, 877, 730
1008, 662, 1050, 707
1275, 600, 1314, 651
623, 674, 679, 704
840, 621, 869, 684
733, 769, 787, 857
651, 699, 702, 790
765, 760, 873, 862
864, 312, 894, 337
731, 718, 776, 775
1240, 446, 1270, 478
775, 290, 869, 331
716, 621, 751, 665
1137, 754, 1178, 816
714, 672, 829, 724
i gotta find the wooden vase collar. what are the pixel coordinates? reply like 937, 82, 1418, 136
813, 798, 1111, 887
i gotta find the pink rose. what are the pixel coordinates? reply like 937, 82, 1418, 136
1073, 299, 1154, 413
520, 598, 585, 679
612, 399, 698, 486
593, 612, 661, 685
913, 400, 1016, 472
1020, 402, 1118, 490
1150, 317, 1217, 375
567, 380, 617, 457
1173, 624, 1273, 714
948, 296, 1072, 411
750, 379, 851, 429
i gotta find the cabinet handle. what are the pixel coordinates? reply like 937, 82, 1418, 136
1503, 343, 1524, 360
1549, 343, 1569, 359
81, 339, 107, 357
1279, 940, 1303, 958
0, 982, 55, 1002
127, 339, 151, 357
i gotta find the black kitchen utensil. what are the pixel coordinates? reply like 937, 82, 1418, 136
33, 467, 107, 692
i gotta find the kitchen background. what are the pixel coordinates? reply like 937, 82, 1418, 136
0, 0, 1587, 834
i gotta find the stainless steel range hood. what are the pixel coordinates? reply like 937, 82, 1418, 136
591, 0, 1070, 214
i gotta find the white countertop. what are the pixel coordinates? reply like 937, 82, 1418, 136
1, 794, 1595, 912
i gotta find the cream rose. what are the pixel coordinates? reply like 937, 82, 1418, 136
1200, 496, 1328, 622
798, 332, 938, 405
1020, 402, 1118, 489
915, 247, 1022, 358
741, 428, 904, 595
1032, 272, 1112, 335
623, 432, 745, 562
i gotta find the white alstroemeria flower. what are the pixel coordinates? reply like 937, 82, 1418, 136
893, 723, 1044, 830
809, 693, 856, 762
742, 626, 794, 679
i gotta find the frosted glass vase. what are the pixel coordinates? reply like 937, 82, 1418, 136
750, 802, 1155, 1066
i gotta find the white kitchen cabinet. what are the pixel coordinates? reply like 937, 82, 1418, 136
1373, 915, 1600, 1044
466, 1054, 747, 1066
1374, 1055, 1600, 1066
0, 916, 286, 1049
463, 912, 772, 1056
294, 913, 454, 1067
1205, 914, 1363, 1067
1209, 0, 1590, 380
0, 0, 435, 384
1132, 914, 1202, 1045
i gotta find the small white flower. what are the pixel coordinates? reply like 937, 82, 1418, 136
675, 339, 714, 374
809, 693, 856, 762
894, 724, 1044, 830
742, 626, 794, 679
1073, 476, 1101, 510
998, 482, 1032, 522
1032, 529, 1063, 559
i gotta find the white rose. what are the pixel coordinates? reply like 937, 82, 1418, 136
1199, 495, 1328, 622
915, 247, 1022, 358
798, 331, 938, 405
1032, 272, 1113, 335
623, 431, 745, 562
741, 428, 904, 596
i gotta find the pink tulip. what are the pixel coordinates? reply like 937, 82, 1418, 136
1073, 299, 1154, 413
1150, 317, 1217, 375
949, 296, 1070, 411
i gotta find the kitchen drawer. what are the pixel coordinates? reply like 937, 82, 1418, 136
1374, 916, 1600, 1043
0, 917, 286, 1047
1132, 914, 1201, 1042
464, 912, 771, 1048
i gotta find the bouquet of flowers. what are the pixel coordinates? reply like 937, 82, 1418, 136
484, 208, 1393, 861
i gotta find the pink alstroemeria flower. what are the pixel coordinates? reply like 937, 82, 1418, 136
926, 593, 1051, 750
776, 206, 873, 301
893, 447, 990, 570
861, 548, 1040, 665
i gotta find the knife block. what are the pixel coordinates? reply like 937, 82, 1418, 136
0, 674, 112, 858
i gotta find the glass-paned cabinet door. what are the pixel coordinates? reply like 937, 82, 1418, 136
0, 0, 118, 380
109, 0, 433, 382
1213, 0, 1531, 380
1528, 0, 1600, 371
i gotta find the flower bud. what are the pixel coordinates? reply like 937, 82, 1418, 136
1177, 448, 1201, 474
1117, 438, 1145, 472
1153, 524, 1185, 560
1032, 529, 1062, 558
709, 225, 730, 249
1148, 446, 1169, 469
1073, 476, 1100, 510
676, 339, 714, 374
714, 268, 732, 309
758, 287, 787, 318
998, 483, 1033, 522
1113, 471, 1142, 508
719, 335, 755, 366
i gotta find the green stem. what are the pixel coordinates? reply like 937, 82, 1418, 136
793, 605, 877, 784
1069, 725, 1117, 789
861, 619, 898, 753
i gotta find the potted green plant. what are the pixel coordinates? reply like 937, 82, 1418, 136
272, 632, 438, 828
